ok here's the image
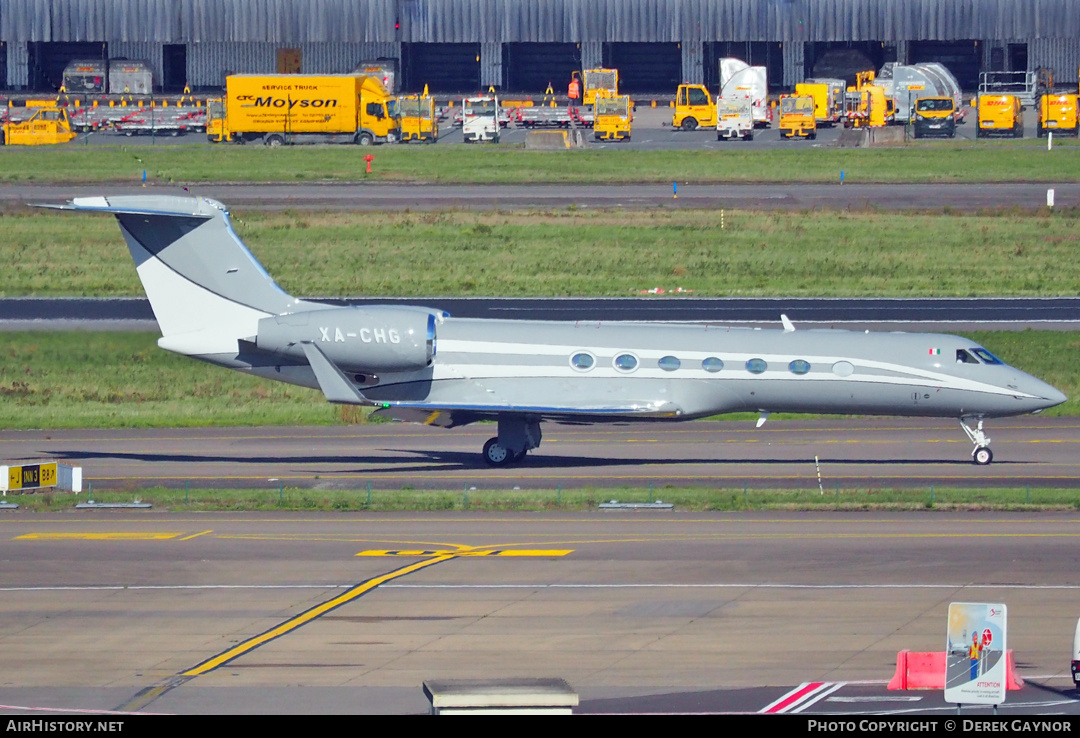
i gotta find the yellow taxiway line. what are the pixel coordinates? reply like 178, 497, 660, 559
356, 549, 573, 557
179, 554, 454, 677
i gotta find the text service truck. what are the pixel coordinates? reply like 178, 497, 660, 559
207, 74, 398, 146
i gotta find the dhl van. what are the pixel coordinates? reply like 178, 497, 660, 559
976, 94, 1023, 138
911, 96, 956, 138
1037, 93, 1078, 137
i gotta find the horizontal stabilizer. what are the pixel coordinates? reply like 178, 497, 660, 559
36, 195, 214, 218
300, 342, 371, 405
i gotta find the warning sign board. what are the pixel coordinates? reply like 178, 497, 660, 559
944, 602, 1007, 705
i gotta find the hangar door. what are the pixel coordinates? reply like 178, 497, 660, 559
704, 41, 784, 92
603, 43, 680, 94
911, 41, 980, 91
28, 42, 107, 92
403, 43, 480, 93
505, 43, 580, 93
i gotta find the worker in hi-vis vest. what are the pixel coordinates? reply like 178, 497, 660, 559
568, 72, 581, 111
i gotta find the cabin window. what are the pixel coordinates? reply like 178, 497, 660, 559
746, 358, 767, 374
971, 348, 1004, 365
789, 359, 811, 375
570, 352, 595, 371
688, 87, 709, 106
956, 349, 981, 364
702, 357, 724, 373
658, 356, 681, 371
613, 353, 639, 372
832, 361, 854, 377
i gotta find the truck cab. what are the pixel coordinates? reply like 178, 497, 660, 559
911, 96, 956, 138
778, 95, 817, 139
593, 92, 632, 141
0, 106, 77, 146
583, 69, 618, 106
673, 84, 717, 130
356, 75, 399, 145
398, 94, 438, 143
205, 98, 228, 142
716, 96, 753, 141
462, 96, 500, 143
976, 94, 1023, 138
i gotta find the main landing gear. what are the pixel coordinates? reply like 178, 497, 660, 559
482, 416, 542, 467
960, 417, 993, 465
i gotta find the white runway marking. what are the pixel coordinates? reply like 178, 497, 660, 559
760, 682, 840, 713
8, 582, 1080, 592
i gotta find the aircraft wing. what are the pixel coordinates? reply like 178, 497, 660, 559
369, 401, 683, 428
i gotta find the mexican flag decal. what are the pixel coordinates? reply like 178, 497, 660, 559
929, 348, 941, 355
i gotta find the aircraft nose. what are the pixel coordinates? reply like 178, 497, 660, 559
1023, 377, 1067, 411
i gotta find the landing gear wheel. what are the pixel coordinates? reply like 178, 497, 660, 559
482, 437, 513, 467
960, 417, 993, 466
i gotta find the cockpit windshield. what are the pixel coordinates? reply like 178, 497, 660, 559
955, 348, 1005, 365
916, 98, 954, 113
970, 348, 1004, 365
466, 99, 496, 117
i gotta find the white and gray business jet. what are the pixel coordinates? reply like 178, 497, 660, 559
48, 195, 1066, 467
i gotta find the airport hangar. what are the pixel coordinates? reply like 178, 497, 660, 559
1, 0, 1080, 96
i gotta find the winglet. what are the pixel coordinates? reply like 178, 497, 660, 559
781, 314, 795, 332
300, 342, 371, 405
756, 411, 771, 428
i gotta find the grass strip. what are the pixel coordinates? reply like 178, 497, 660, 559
2, 143, 1080, 185
1, 330, 1077, 429
10, 485, 1080, 512
4, 207, 1080, 298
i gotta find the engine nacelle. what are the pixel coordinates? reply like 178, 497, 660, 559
256, 307, 437, 373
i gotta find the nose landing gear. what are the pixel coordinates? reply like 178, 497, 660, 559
960, 417, 993, 465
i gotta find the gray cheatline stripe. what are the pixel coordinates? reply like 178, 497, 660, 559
8, 583, 1080, 593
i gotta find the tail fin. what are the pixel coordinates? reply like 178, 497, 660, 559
46, 195, 309, 356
